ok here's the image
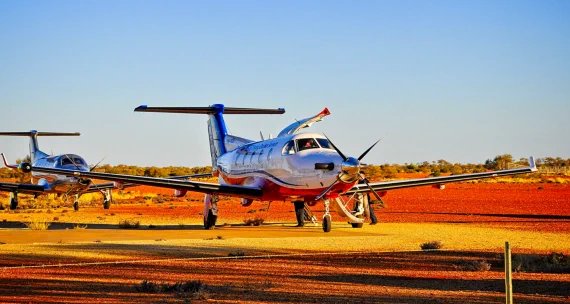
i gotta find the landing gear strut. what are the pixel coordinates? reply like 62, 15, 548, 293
9, 192, 18, 210
203, 194, 219, 230
103, 189, 112, 209
322, 199, 332, 232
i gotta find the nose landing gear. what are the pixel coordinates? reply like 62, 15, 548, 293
9, 192, 18, 210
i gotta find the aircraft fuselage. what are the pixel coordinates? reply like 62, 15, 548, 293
217, 133, 355, 202
31, 154, 91, 195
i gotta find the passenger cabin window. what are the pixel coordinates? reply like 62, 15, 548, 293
242, 152, 248, 165
297, 138, 319, 151
282, 141, 296, 155
250, 152, 256, 164
316, 138, 333, 150
258, 150, 263, 163
267, 148, 273, 161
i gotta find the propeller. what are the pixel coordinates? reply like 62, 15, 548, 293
358, 172, 387, 208
90, 156, 106, 172
314, 135, 383, 201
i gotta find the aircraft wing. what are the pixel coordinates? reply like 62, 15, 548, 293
0, 182, 45, 195
83, 173, 213, 193
345, 158, 538, 195
26, 166, 263, 198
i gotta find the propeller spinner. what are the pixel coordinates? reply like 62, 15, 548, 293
315, 135, 383, 201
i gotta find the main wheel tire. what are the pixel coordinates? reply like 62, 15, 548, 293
294, 201, 305, 227
203, 210, 217, 230
322, 214, 332, 232
103, 200, 111, 209
73, 201, 79, 211
10, 198, 18, 210
351, 215, 364, 228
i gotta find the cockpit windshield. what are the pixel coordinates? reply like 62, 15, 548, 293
61, 157, 86, 167
316, 138, 333, 150
296, 138, 319, 151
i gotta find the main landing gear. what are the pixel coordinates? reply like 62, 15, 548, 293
73, 194, 80, 211
9, 192, 18, 210
103, 189, 112, 209
322, 199, 332, 232
203, 194, 219, 230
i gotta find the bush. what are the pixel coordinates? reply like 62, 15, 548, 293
23, 219, 51, 230
509, 252, 570, 273
243, 215, 265, 226
118, 219, 140, 229
135, 280, 208, 294
454, 259, 491, 271
420, 240, 443, 250
228, 251, 246, 257
135, 280, 160, 293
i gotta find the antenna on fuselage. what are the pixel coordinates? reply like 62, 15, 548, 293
259, 131, 264, 141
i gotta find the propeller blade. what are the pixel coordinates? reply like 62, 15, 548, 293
315, 180, 338, 201
64, 154, 82, 171
359, 173, 387, 208
358, 139, 381, 161
90, 156, 106, 172
324, 133, 347, 161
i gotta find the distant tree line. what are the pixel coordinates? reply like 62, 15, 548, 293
0, 154, 568, 180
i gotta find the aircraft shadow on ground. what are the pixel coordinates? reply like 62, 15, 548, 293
0, 220, 329, 231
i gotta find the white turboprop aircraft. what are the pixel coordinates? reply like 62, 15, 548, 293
19, 105, 538, 232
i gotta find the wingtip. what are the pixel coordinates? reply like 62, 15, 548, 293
529, 156, 537, 172
134, 105, 148, 112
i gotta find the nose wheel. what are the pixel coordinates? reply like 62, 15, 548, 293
9, 192, 18, 210
73, 194, 80, 211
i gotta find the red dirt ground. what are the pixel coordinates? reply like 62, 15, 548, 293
1, 182, 569, 303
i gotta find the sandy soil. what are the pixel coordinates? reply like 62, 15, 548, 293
0, 183, 569, 303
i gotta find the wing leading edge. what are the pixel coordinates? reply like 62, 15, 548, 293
346, 157, 538, 195
26, 166, 263, 198
0, 182, 45, 194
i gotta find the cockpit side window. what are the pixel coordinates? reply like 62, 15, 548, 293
281, 141, 296, 155
297, 138, 319, 151
316, 138, 333, 150
73, 158, 85, 165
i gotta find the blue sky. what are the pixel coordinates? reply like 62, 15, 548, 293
1, 0, 569, 167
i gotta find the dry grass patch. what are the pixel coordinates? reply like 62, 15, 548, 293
118, 219, 140, 229
23, 219, 51, 230
420, 240, 443, 250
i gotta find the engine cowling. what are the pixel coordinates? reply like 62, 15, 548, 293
174, 189, 187, 197
432, 184, 445, 190
240, 198, 253, 207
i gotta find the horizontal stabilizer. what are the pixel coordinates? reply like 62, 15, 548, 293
134, 105, 285, 115
0, 131, 80, 137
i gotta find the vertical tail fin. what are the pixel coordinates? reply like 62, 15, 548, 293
0, 131, 80, 162
134, 105, 285, 171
